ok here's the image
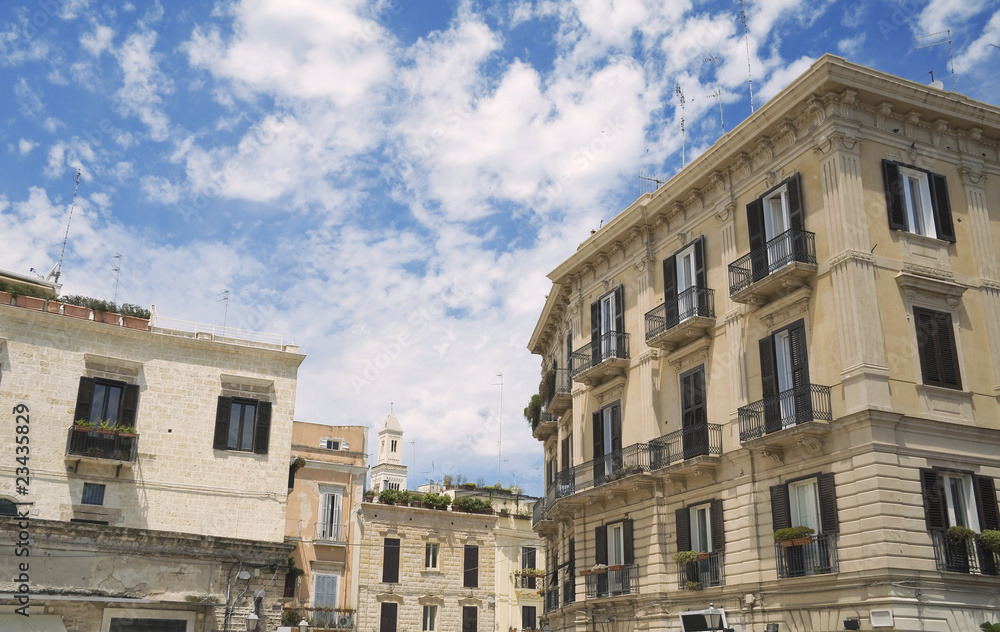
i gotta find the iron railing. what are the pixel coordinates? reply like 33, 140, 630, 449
774, 533, 839, 578
676, 552, 725, 589
930, 530, 1000, 575
738, 385, 832, 442
519, 574, 539, 589
553, 368, 572, 396
533, 425, 722, 526
729, 228, 816, 295
66, 428, 139, 462
584, 564, 639, 598
545, 583, 560, 612
570, 332, 630, 378
644, 287, 716, 340
315, 522, 342, 542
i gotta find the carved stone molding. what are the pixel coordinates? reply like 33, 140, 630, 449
828, 249, 875, 269
633, 255, 654, 275
716, 201, 736, 224
965, 127, 984, 155
982, 279, 1000, 292
839, 89, 858, 117
959, 166, 987, 187
757, 285, 812, 330
666, 336, 711, 372
688, 188, 705, 213
596, 253, 610, 271
734, 152, 753, 178
875, 102, 893, 130
932, 119, 949, 146
635, 349, 660, 364
779, 118, 797, 143
708, 170, 727, 196
758, 449, 783, 466
764, 170, 777, 188
757, 137, 774, 162
724, 308, 744, 324
902, 262, 954, 280
806, 97, 826, 126
896, 270, 966, 311
904, 112, 921, 138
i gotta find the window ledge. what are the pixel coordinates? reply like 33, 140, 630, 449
915, 384, 973, 424
895, 270, 966, 309
897, 231, 952, 270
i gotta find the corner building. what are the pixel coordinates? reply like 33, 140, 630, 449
527, 55, 1000, 632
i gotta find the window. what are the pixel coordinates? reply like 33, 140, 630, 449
461, 606, 477, 632
676, 501, 724, 554
380, 602, 398, 632
522, 546, 537, 589
759, 319, 810, 429
74, 377, 139, 428
323, 439, 341, 450
391, 440, 397, 452
882, 160, 955, 242
913, 307, 962, 390
920, 469, 999, 532
313, 573, 338, 610
0, 498, 17, 516
82, 483, 106, 506
422, 605, 437, 631
594, 519, 634, 596
383, 538, 400, 583
213, 397, 272, 454
522, 606, 537, 631
747, 174, 806, 278
560, 434, 572, 471
680, 367, 708, 459
463, 544, 479, 587
566, 329, 573, 374
590, 286, 625, 363
109, 619, 186, 632
592, 402, 622, 482
663, 237, 707, 325
318, 491, 343, 540
425, 543, 439, 569
770, 473, 838, 535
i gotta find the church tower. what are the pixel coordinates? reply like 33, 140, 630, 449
370, 408, 407, 492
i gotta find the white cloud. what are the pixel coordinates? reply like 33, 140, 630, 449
81, 24, 114, 56
838, 33, 866, 57
140, 175, 184, 204
114, 28, 173, 141
757, 55, 816, 101
18, 139, 38, 156
917, 0, 988, 34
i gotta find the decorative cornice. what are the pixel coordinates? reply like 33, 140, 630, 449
756, 137, 774, 162
666, 337, 711, 372
779, 118, 797, 143
716, 201, 736, 224
981, 278, 1000, 292
959, 166, 986, 187
734, 152, 753, 178
829, 249, 875, 269
896, 270, 966, 311
875, 102, 893, 130
931, 118, 949, 146
757, 285, 813, 330
904, 111, 921, 138
901, 262, 954, 280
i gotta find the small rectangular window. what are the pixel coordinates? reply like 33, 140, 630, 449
213, 396, 272, 454
463, 545, 479, 588
383, 538, 401, 583
913, 307, 962, 390
422, 605, 437, 631
82, 483, 105, 506
425, 543, 439, 568
882, 160, 955, 242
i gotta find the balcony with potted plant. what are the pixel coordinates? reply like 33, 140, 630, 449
773, 527, 838, 578
67, 419, 139, 466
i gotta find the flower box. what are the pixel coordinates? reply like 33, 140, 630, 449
579, 569, 592, 576
697, 552, 710, 561
45, 300, 63, 314
0, 291, 11, 305
780, 535, 814, 548
608, 564, 624, 571
63, 304, 92, 319
123, 315, 150, 331
96, 311, 122, 325
15, 295, 45, 310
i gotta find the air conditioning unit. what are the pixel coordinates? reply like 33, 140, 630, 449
337, 614, 353, 627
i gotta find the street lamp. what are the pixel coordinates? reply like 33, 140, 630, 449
244, 613, 258, 631
705, 603, 723, 632
298, 619, 309, 632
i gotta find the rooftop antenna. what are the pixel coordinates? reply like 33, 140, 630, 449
704, 55, 725, 133
914, 30, 955, 90
638, 172, 667, 196
493, 372, 504, 482
409, 440, 416, 471
47, 169, 81, 283
112, 254, 122, 305
739, 0, 755, 112
676, 83, 687, 166
217, 290, 229, 333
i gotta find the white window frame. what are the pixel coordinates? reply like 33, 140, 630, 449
676, 243, 697, 318
898, 166, 936, 239
318, 488, 343, 541
600, 291, 620, 357
763, 184, 791, 241
689, 504, 712, 553
422, 604, 437, 631
942, 472, 980, 531
788, 478, 821, 533
425, 542, 439, 569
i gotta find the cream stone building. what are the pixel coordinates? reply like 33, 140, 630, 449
0, 276, 302, 632
527, 55, 1000, 632
284, 422, 368, 628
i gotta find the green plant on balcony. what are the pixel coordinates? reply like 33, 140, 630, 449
673, 550, 700, 566
517, 567, 545, 578
117, 424, 136, 435
524, 394, 541, 429
422, 492, 450, 510
287, 556, 305, 578
451, 496, 492, 514
74, 418, 96, 429
539, 369, 556, 404
980, 623, 1000, 632
980, 529, 1000, 554
946, 525, 976, 543
292, 456, 306, 469
683, 580, 702, 591
773, 526, 815, 543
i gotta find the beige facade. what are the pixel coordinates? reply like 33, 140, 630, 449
284, 421, 368, 628
0, 288, 302, 631
528, 55, 1000, 632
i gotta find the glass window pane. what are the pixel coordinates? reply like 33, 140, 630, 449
241, 403, 256, 450
105, 384, 122, 424
228, 404, 242, 449
90, 383, 108, 422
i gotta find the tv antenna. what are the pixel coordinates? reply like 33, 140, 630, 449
704, 55, 725, 132
739, 0, 755, 112
493, 372, 504, 482
112, 254, 122, 305
409, 440, 416, 473
47, 169, 81, 283
638, 172, 667, 196
914, 30, 955, 90
217, 290, 230, 332
676, 83, 687, 166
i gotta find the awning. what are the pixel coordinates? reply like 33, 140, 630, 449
0, 614, 69, 632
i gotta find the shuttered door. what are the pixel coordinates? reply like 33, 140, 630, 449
975, 476, 1000, 531
594, 526, 608, 565
929, 172, 955, 242
663, 255, 678, 327
380, 602, 397, 632
592, 411, 605, 481
694, 237, 708, 315
747, 198, 767, 280
464, 545, 479, 588
382, 538, 400, 583
710, 499, 725, 552
882, 160, 906, 230
919, 469, 945, 531
759, 337, 780, 433
675, 507, 691, 552
623, 519, 634, 565
787, 320, 812, 423
770, 483, 791, 531
817, 472, 839, 534
253, 401, 272, 454
462, 606, 477, 632
590, 300, 601, 365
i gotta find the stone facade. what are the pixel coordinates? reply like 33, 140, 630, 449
0, 293, 302, 631
528, 55, 1000, 631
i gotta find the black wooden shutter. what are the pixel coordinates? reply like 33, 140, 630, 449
915, 308, 962, 390
592, 411, 604, 460
382, 538, 400, 583
975, 476, 1000, 531
75, 377, 97, 422
681, 370, 693, 427
747, 197, 766, 280
561, 436, 570, 470
566, 329, 573, 373
120, 383, 140, 428
590, 300, 601, 363
770, 483, 791, 531
817, 472, 840, 534
786, 173, 804, 231
214, 397, 232, 449
693, 369, 706, 425
929, 172, 956, 242
882, 160, 907, 230
759, 338, 777, 398
595, 525, 608, 565
710, 499, 725, 552
380, 602, 397, 632
568, 537, 576, 575
694, 237, 708, 315
464, 545, 479, 588
788, 320, 812, 421
935, 311, 961, 389
610, 404, 622, 454
675, 507, 691, 552
613, 285, 624, 334
920, 469, 945, 531
462, 606, 477, 632
253, 401, 272, 454
623, 518, 634, 564
663, 255, 678, 325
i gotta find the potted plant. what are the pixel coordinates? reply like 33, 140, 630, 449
116, 424, 137, 437
608, 564, 624, 571
120, 303, 151, 330
947, 525, 976, 543
591, 564, 607, 575
684, 580, 702, 591
95, 419, 117, 435
364, 489, 376, 502
980, 529, 1000, 554
524, 394, 542, 429
73, 418, 97, 431
539, 369, 556, 405
774, 526, 815, 547
673, 550, 699, 567
422, 492, 449, 510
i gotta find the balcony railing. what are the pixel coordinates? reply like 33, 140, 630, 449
304, 609, 356, 629
66, 428, 139, 462
519, 574, 539, 589
562, 578, 576, 606
545, 580, 560, 611
738, 385, 832, 443
570, 332, 630, 378
584, 564, 639, 598
315, 522, 342, 542
774, 533, 839, 578
645, 287, 715, 340
930, 530, 1000, 575
534, 425, 722, 526
676, 552, 725, 589
729, 228, 816, 296
553, 368, 572, 396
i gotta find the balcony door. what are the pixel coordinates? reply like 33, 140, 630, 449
591, 287, 624, 365
677, 244, 696, 318
760, 319, 810, 432
681, 366, 708, 459
601, 291, 618, 359
747, 173, 803, 279
607, 522, 625, 594
592, 404, 622, 483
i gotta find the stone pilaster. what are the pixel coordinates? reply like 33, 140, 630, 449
718, 203, 747, 413
961, 166, 1000, 391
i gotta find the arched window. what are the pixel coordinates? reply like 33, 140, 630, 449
0, 498, 18, 516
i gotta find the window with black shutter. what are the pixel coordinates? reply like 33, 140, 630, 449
590, 285, 625, 364
521, 606, 537, 631
746, 173, 806, 280
213, 396, 272, 453
665, 237, 708, 325
680, 366, 708, 458
882, 160, 955, 242
522, 546, 537, 589
913, 307, 962, 390
462, 606, 477, 632
770, 473, 838, 534
759, 319, 811, 429
380, 602, 398, 632
382, 538, 400, 583
74, 377, 139, 429
463, 545, 479, 588
920, 468, 999, 532
676, 500, 725, 553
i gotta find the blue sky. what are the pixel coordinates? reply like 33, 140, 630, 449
1, 0, 998, 495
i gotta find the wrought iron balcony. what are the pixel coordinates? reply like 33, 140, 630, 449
584, 564, 639, 598
546, 368, 573, 416
676, 552, 725, 589
645, 288, 716, 350
570, 332, 630, 385
649, 424, 723, 467
562, 578, 576, 606
774, 533, 839, 578
729, 228, 817, 302
930, 530, 1000, 575
738, 385, 832, 443
66, 428, 139, 462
